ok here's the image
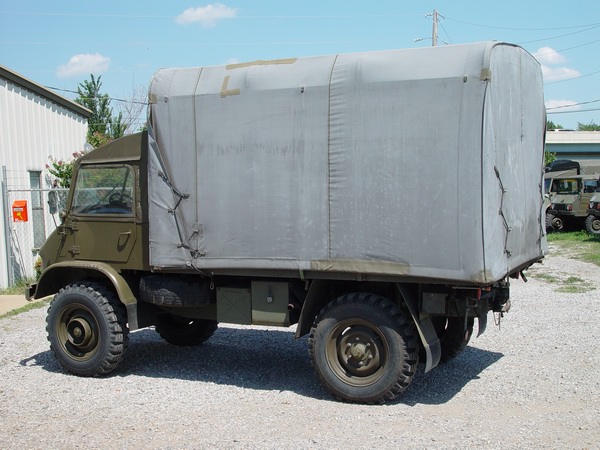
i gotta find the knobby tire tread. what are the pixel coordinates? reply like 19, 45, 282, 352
308, 292, 419, 404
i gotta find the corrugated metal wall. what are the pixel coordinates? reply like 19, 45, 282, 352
0, 76, 88, 288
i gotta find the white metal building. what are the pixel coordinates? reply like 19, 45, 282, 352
0, 65, 91, 288
546, 131, 600, 174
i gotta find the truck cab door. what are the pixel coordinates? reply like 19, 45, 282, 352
63, 164, 138, 263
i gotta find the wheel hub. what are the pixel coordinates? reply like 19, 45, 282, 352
335, 325, 383, 379
349, 341, 368, 360
67, 317, 93, 347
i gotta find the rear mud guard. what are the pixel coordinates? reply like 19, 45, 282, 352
394, 283, 441, 373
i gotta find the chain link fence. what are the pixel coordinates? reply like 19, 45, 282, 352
2, 167, 69, 287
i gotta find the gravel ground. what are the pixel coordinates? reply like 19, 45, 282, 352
1, 247, 599, 449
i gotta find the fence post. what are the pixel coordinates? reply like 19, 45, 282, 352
2, 165, 15, 286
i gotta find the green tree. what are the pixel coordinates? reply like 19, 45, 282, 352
544, 150, 556, 166
577, 121, 600, 131
546, 120, 563, 130
545, 120, 560, 167
75, 75, 126, 147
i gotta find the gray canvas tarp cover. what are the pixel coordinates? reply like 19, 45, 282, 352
147, 41, 546, 284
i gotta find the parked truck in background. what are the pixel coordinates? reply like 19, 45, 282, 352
27, 41, 547, 404
546, 174, 600, 231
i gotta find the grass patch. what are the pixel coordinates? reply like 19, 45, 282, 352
529, 272, 560, 283
557, 285, 592, 294
557, 276, 595, 294
532, 273, 596, 294
0, 278, 36, 296
546, 230, 600, 267
0, 299, 50, 319
529, 255, 596, 294
563, 276, 585, 285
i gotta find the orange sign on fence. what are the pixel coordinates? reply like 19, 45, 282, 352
12, 200, 28, 222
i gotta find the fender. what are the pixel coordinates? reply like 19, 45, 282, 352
294, 279, 329, 339
294, 280, 442, 372
28, 260, 139, 330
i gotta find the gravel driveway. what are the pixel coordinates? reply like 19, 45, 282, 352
1, 248, 599, 449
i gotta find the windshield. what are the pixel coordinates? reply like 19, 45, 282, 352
72, 165, 135, 215
552, 178, 580, 195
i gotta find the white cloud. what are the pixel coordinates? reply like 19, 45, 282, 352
533, 47, 565, 65
540, 65, 581, 82
56, 53, 110, 78
176, 3, 237, 27
545, 99, 581, 113
533, 47, 580, 82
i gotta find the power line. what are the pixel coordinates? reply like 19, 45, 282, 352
1, 39, 395, 47
443, 16, 600, 31
438, 20, 454, 45
545, 69, 600, 85
45, 86, 148, 105
546, 99, 600, 110
547, 107, 600, 114
535, 38, 600, 58
0, 10, 422, 19
518, 24, 600, 44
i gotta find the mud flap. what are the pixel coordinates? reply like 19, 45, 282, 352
127, 303, 139, 331
477, 312, 487, 337
394, 284, 441, 373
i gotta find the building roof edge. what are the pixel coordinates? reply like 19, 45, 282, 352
0, 65, 92, 119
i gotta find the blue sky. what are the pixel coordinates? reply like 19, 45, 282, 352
1, 1, 599, 130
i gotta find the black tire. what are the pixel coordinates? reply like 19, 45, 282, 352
140, 275, 213, 307
432, 316, 474, 363
155, 314, 218, 346
585, 214, 600, 235
46, 282, 129, 377
308, 293, 419, 404
545, 213, 555, 232
550, 215, 564, 231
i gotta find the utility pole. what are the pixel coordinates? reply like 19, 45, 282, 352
432, 9, 438, 47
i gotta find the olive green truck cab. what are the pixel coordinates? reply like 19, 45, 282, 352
28, 42, 547, 404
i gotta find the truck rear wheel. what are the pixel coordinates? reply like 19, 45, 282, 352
308, 293, 418, 404
545, 213, 555, 231
46, 282, 129, 377
433, 316, 474, 362
585, 214, 600, 235
155, 314, 218, 346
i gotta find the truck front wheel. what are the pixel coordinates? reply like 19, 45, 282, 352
550, 215, 564, 231
585, 214, 600, 235
155, 314, 218, 346
308, 293, 418, 404
46, 282, 129, 377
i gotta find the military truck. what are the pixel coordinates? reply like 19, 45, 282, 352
546, 174, 600, 231
28, 42, 547, 404
586, 192, 600, 235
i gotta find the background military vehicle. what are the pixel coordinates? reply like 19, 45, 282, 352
546, 174, 600, 231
